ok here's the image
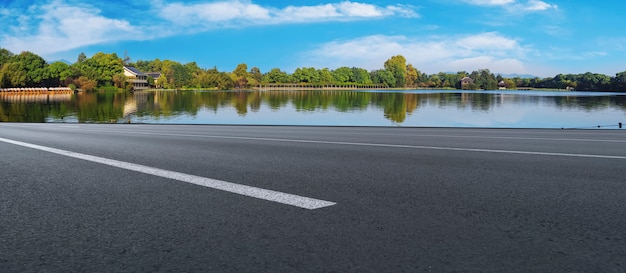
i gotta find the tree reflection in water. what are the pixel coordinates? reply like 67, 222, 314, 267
1, 90, 625, 127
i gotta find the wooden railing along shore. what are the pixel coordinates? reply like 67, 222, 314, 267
0, 87, 73, 93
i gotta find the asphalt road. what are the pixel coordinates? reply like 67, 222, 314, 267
1, 123, 626, 272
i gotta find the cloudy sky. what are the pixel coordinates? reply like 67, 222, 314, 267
1, 0, 624, 77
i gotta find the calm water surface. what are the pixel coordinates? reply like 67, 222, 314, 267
1, 90, 625, 129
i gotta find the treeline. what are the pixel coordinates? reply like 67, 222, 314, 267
0, 49, 129, 91
2, 48, 626, 92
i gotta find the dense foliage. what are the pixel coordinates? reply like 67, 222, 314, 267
1, 48, 626, 92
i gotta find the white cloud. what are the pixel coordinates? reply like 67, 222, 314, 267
157, 0, 419, 26
0, 0, 418, 58
463, 0, 557, 12
159, 1, 270, 26
463, 0, 516, 6
449, 56, 526, 73
524, 0, 557, 11
455, 32, 519, 50
1, 0, 142, 56
302, 33, 531, 74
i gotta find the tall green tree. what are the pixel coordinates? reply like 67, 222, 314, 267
384, 55, 407, 88
232, 63, 249, 88
77, 52, 87, 63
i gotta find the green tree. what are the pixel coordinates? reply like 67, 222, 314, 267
0, 48, 14, 66
371, 69, 396, 87
161, 60, 191, 88
427, 74, 442, 88
352, 67, 372, 84
576, 72, 611, 91
293, 67, 320, 83
232, 63, 249, 88
44, 61, 70, 86
332, 67, 353, 83
250, 67, 262, 84
1, 62, 27, 87
0, 51, 48, 87
384, 55, 407, 88
612, 71, 626, 91
318, 68, 334, 84
263, 68, 291, 83
157, 74, 168, 88
470, 69, 498, 90
77, 52, 87, 63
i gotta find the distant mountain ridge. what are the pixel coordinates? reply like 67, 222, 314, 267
497, 73, 538, 79
444, 72, 538, 79
51, 59, 72, 65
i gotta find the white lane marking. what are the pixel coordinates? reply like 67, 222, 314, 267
0, 137, 336, 210
192, 136, 626, 159
343, 133, 626, 143
61, 128, 626, 160
417, 134, 626, 143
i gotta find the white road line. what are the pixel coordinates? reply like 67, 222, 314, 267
197, 136, 626, 160
63, 128, 626, 160
0, 137, 336, 210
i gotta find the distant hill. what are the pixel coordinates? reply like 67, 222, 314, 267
50, 59, 72, 65
497, 73, 538, 79
444, 72, 539, 79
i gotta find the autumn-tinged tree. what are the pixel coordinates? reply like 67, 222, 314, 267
75, 76, 97, 91
112, 73, 128, 89
405, 64, 418, 87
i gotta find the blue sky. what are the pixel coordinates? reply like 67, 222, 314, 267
1, 0, 624, 77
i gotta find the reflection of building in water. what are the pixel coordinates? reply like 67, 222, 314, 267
122, 91, 151, 117
0, 93, 72, 103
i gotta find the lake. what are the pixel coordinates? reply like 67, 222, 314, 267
1, 90, 625, 129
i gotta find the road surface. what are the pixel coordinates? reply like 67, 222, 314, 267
1, 123, 625, 272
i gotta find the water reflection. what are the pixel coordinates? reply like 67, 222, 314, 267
1, 90, 625, 128
0, 93, 72, 103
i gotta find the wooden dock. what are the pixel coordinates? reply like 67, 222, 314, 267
0, 87, 73, 93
